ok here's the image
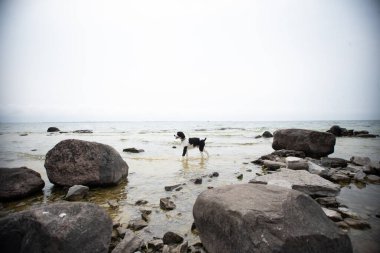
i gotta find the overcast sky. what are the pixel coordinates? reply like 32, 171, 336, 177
0, 0, 379, 122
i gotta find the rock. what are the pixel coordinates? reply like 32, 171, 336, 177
344, 218, 371, 230
135, 200, 148, 206
47, 127, 60, 132
193, 184, 352, 253
350, 156, 371, 166
148, 239, 163, 251
112, 230, 143, 253
0, 167, 45, 201
330, 173, 351, 184
315, 197, 339, 208
250, 168, 340, 197
45, 139, 128, 186
108, 200, 119, 208
345, 164, 363, 173
210, 172, 219, 177
0, 202, 112, 253
163, 231, 184, 245
160, 198, 176, 210
321, 157, 348, 168
123, 148, 144, 153
165, 184, 182, 191
173, 241, 188, 253
193, 178, 202, 184
286, 157, 309, 170
369, 161, 380, 174
19, 133, 28, 136
353, 170, 366, 183
172, 146, 177, 149
322, 208, 343, 221
327, 125, 345, 137
272, 129, 336, 159
116, 226, 127, 238
262, 131, 273, 138
236, 174, 243, 180
73, 130, 93, 133
338, 207, 360, 219
308, 161, 328, 175
354, 130, 369, 135
367, 175, 380, 183
254, 135, 262, 139
64, 185, 89, 201
262, 160, 286, 170
271, 149, 306, 158
336, 221, 350, 230
128, 219, 148, 231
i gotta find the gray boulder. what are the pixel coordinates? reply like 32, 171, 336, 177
272, 129, 336, 158
250, 168, 340, 197
0, 167, 45, 201
45, 139, 128, 186
193, 184, 352, 253
0, 202, 112, 253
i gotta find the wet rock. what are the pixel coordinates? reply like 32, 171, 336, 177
315, 197, 339, 208
367, 175, 380, 183
350, 156, 371, 166
250, 168, 340, 197
271, 149, 306, 158
336, 221, 350, 230
148, 239, 163, 251
172, 146, 177, 149
112, 230, 143, 253
321, 157, 348, 168
338, 207, 360, 219
272, 129, 336, 159
64, 185, 89, 201
262, 160, 286, 170
211, 172, 219, 177
193, 178, 202, 184
163, 231, 184, 245
0, 167, 45, 201
286, 157, 309, 170
140, 208, 152, 222
165, 184, 182, 191
262, 131, 273, 138
236, 174, 243, 180
47, 127, 60, 132
330, 172, 351, 184
45, 139, 128, 186
322, 208, 343, 222
123, 148, 145, 153
308, 161, 327, 175
73, 130, 93, 133
344, 218, 371, 230
160, 198, 176, 210
353, 170, 366, 183
135, 200, 148, 206
0, 202, 112, 253
193, 184, 352, 253
128, 219, 148, 231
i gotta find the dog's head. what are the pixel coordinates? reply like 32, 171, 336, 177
174, 131, 186, 140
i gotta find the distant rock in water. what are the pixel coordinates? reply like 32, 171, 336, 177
262, 131, 273, 138
327, 125, 377, 138
47, 127, 60, 132
73, 130, 93, 134
193, 184, 352, 253
0, 167, 45, 201
272, 129, 336, 159
0, 202, 112, 253
44, 139, 128, 186
123, 148, 144, 153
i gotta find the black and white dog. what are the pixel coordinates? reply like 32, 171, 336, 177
174, 131, 209, 158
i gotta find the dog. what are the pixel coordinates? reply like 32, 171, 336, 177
174, 131, 209, 158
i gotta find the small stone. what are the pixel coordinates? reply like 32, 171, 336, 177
246, 169, 252, 172
116, 226, 127, 238
163, 231, 184, 245
172, 146, 177, 149
212, 172, 219, 177
344, 218, 371, 230
123, 148, 144, 153
135, 200, 148, 206
65, 185, 89, 201
330, 173, 351, 184
108, 200, 119, 208
160, 198, 176, 210
194, 178, 202, 184
128, 219, 148, 231
148, 239, 163, 251
237, 174, 243, 180
354, 170, 366, 183
165, 184, 182, 191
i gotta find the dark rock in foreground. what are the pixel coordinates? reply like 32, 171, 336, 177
272, 129, 336, 159
0, 202, 112, 253
0, 167, 45, 201
45, 139, 128, 186
193, 184, 352, 253
47, 127, 60, 132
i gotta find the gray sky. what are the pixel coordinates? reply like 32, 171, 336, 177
0, 0, 379, 122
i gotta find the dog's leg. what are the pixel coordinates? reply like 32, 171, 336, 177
203, 149, 209, 158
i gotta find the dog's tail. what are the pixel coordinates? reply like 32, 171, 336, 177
201, 138, 207, 142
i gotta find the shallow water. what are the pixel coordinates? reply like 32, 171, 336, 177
1, 121, 380, 251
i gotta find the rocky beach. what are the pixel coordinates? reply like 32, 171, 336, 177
0, 121, 379, 253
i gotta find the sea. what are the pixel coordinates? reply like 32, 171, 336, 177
1, 120, 380, 253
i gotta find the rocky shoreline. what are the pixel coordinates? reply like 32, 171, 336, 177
0, 126, 379, 252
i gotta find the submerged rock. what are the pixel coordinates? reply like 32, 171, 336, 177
45, 139, 128, 186
193, 184, 352, 253
160, 198, 176, 210
250, 168, 340, 197
0, 167, 45, 201
0, 202, 112, 253
272, 129, 336, 159
64, 185, 89, 201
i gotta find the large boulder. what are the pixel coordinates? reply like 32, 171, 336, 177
0, 167, 45, 201
272, 129, 336, 158
45, 139, 128, 186
0, 202, 112, 253
193, 184, 352, 253
250, 168, 340, 197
